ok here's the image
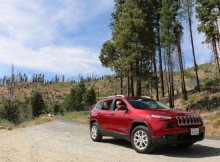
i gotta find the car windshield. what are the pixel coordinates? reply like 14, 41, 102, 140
126, 97, 170, 109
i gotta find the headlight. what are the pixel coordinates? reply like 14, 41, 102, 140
150, 114, 171, 119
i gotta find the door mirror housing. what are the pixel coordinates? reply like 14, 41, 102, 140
117, 105, 127, 110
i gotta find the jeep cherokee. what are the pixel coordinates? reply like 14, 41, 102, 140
90, 95, 205, 153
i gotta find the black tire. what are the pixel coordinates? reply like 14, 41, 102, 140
131, 126, 154, 154
176, 143, 194, 148
90, 122, 102, 142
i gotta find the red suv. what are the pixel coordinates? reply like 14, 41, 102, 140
90, 95, 205, 153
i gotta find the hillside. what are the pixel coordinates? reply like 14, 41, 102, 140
0, 62, 220, 136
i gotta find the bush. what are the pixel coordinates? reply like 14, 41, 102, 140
201, 78, 219, 93
0, 118, 15, 128
52, 102, 63, 115
0, 100, 20, 125
19, 98, 33, 122
30, 90, 46, 117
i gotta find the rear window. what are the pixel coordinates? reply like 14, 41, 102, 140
126, 97, 170, 109
96, 101, 103, 110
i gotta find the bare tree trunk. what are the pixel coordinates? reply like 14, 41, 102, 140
212, 36, 220, 83
157, 18, 165, 97
188, 13, 200, 92
120, 73, 123, 95
136, 79, 141, 96
150, 57, 153, 95
131, 76, 134, 96
130, 66, 134, 96
177, 40, 188, 100
135, 60, 141, 96
167, 46, 174, 108
164, 52, 169, 96
153, 53, 159, 100
127, 70, 130, 96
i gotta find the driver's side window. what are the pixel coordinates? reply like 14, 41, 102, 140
114, 100, 126, 111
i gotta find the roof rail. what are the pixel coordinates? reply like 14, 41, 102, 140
141, 96, 151, 98
104, 95, 124, 99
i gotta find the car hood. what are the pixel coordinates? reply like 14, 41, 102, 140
144, 108, 198, 118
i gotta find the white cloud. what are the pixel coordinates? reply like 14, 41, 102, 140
0, 0, 114, 77
0, 38, 111, 76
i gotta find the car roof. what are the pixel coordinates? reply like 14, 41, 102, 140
102, 95, 151, 100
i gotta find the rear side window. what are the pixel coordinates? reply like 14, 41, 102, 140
96, 101, 103, 110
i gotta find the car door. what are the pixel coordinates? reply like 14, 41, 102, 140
97, 99, 113, 130
107, 99, 131, 134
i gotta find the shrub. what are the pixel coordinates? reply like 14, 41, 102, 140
52, 102, 63, 115
201, 78, 219, 93
30, 90, 46, 117
0, 100, 20, 125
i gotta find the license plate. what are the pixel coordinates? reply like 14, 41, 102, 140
190, 128, 199, 136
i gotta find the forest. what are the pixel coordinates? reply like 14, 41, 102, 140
0, 0, 220, 134
99, 0, 220, 108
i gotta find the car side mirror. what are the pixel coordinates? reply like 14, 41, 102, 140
118, 105, 127, 110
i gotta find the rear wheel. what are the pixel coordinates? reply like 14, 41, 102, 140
90, 122, 102, 142
131, 126, 154, 154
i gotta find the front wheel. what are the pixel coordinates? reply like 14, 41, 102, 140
131, 126, 154, 154
90, 122, 102, 142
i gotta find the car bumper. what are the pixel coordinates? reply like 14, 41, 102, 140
152, 126, 205, 146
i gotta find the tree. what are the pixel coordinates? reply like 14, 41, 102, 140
196, 0, 220, 83
155, 0, 165, 98
63, 88, 76, 111
111, 0, 155, 96
174, 20, 188, 100
83, 87, 96, 106
8, 64, 15, 101
0, 64, 20, 124
160, 0, 179, 108
99, 40, 124, 94
0, 99, 19, 125
182, 0, 200, 91
30, 91, 45, 117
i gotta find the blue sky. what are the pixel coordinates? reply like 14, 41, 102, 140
0, 0, 211, 81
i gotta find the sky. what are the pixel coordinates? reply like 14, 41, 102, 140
0, 0, 211, 81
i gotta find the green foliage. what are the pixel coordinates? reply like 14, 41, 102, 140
201, 78, 219, 93
0, 119, 14, 128
99, 40, 117, 69
19, 98, 33, 122
188, 95, 196, 105
83, 87, 96, 106
196, 0, 219, 43
52, 102, 63, 115
30, 90, 46, 117
100, 0, 156, 95
0, 100, 20, 125
62, 81, 96, 112
187, 93, 220, 111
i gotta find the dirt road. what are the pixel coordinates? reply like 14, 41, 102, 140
0, 120, 220, 162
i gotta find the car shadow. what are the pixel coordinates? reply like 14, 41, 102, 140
154, 144, 220, 158
101, 138, 132, 150
101, 138, 220, 158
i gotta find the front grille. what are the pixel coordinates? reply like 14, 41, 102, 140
176, 116, 202, 126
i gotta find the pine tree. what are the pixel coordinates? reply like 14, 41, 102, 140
196, 0, 220, 83
182, 0, 200, 91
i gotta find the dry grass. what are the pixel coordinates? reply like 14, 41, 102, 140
17, 115, 55, 128
61, 111, 90, 123
201, 111, 220, 136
